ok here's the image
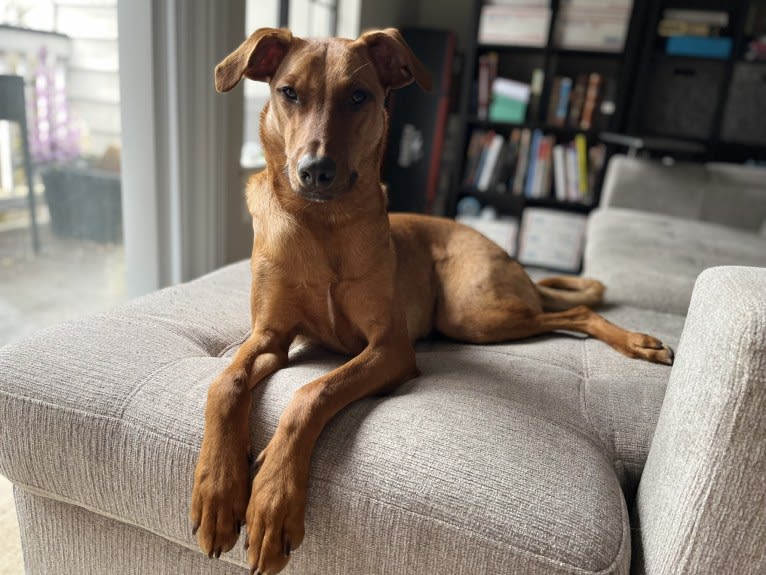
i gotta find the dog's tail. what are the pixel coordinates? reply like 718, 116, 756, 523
536, 276, 605, 312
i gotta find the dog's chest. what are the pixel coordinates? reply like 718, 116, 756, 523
300, 276, 366, 354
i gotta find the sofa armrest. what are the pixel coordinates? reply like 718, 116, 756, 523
601, 155, 766, 232
635, 266, 766, 574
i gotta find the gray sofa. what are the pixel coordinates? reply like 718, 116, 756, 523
1, 155, 765, 574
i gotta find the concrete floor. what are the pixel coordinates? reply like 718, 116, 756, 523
0, 215, 125, 574
0, 219, 125, 346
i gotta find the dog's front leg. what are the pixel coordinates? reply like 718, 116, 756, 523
245, 336, 418, 575
191, 329, 291, 558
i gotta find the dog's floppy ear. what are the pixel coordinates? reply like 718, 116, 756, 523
215, 28, 293, 93
358, 28, 433, 91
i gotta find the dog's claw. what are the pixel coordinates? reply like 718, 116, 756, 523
215, 549, 222, 559
284, 540, 291, 557
208, 550, 214, 559
191, 523, 199, 536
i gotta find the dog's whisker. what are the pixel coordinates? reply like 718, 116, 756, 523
350, 61, 372, 79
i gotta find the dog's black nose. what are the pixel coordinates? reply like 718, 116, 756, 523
297, 155, 336, 189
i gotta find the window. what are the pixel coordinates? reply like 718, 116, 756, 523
241, 0, 338, 169
0, 0, 124, 345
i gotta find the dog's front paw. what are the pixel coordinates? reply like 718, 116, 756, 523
245, 444, 307, 575
190, 441, 251, 558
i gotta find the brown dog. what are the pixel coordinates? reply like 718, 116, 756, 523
190, 28, 673, 574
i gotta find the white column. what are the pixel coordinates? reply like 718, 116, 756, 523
118, 0, 245, 297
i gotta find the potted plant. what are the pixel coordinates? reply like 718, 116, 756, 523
31, 46, 122, 244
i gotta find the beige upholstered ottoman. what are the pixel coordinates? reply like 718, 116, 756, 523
0, 260, 686, 574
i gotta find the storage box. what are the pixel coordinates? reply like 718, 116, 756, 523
721, 62, 766, 145
642, 58, 724, 140
41, 164, 122, 244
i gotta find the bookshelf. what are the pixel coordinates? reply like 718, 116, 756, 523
627, 0, 766, 161
450, 0, 646, 270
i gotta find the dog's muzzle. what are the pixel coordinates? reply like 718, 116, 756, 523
296, 154, 337, 201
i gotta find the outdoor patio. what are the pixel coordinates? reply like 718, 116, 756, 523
0, 209, 125, 347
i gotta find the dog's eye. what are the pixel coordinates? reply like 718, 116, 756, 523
350, 89, 368, 105
280, 86, 298, 102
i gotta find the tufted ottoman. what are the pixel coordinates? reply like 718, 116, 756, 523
0, 261, 684, 574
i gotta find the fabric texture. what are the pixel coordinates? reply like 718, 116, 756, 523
601, 155, 766, 232
0, 260, 684, 574
584, 208, 766, 315
635, 266, 766, 575
14, 486, 246, 575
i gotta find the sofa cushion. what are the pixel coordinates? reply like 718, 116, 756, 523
0, 261, 682, 574
584, 208, 766, 315
600, 156, 766, 233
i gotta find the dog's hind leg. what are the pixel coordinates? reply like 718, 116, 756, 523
439, 296, 673, 365
527, 305, 673, 364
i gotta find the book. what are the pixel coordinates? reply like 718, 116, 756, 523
476, 52, 498, 119
666, 36, 732, 59
552, 144, 567, 201
489, 77, 531, 123
565, 144, 579, 201
492, 77, 531, 101
495, 128, 522, 191
567, 74, 588, 128
477, 133, 505, 191
658, 19, 721, 38
546, 77, 563, 125
479, 5, 551, 47
579, 72, 602, 130
553, 77, 573, 127
530, 136, 554, 198
745, 3, 766, 37
489, 96, 527, 123
463, 130, 486, 187
745, 39, 766, 62
587, 143, 606, 200
527, 68, 545, 121
524, 129, 543, 198
574, 133, 589, 197
663, 9, 729, 27
474, 131, 497, 188
512, 128, 532, 195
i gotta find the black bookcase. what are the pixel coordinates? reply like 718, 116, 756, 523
627, 0, 766, 162
449, 0, 650, 219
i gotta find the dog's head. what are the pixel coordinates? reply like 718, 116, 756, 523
215, 28, 431, 205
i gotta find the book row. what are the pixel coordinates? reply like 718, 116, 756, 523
477, 58, 616, 134
463, 128, 606, 204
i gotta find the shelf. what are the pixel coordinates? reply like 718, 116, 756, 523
459, 190, 594, 215
552, 47, 625, 57
478, 43, 546, 53
477, 46, 625, 58
652, 50, 730, 62
467, 118, 602, 138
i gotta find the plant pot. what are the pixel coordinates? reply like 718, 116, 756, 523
41, 164, 122, 244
